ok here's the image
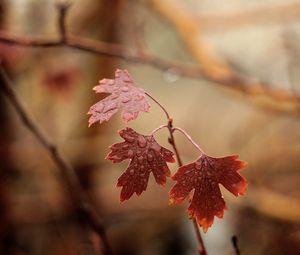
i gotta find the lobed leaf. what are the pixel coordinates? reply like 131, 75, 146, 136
88, 69, 150, 126
169, 154, 247, 232
106, 127, 175, 201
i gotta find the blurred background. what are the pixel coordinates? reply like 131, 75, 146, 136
0, 0, 300, 254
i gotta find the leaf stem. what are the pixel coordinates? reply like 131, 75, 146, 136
193, 218, 208, 255
146, 92, 207, 255
0, 63, 113, 255
151, 124, 168, 135
145, 92, 170, 120
173, 127, 205, 154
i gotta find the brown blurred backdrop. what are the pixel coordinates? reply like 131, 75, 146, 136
0, 0, 300, 255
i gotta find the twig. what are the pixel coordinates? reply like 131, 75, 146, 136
148, 92, 207, 255
197, 1, 300, 31
173, 127, 205, 154
146, 92, 170, 120
151, 124, 168, 136
0, 65, 113, 255
231, 236, 241, 255
149, 0, 300, 113
0, 8, 300, 113
56, 1, 71, 42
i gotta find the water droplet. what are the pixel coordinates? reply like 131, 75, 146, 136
129, 169, 134, 175
147, 153, 153, 162
138, 156, 143, 163
127, 149, 134, 157
121, 86, 130, 92
103, 103, 117, 113
134, 93, 145, 101
163, 68, 181, 83
195, 161, 201, 170
137, 136, 147, 148
121, 96, 131, 103
123, 135, 134, 143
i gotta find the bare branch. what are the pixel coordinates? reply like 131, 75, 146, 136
0, 64, 114, 255
231, 236, 241, 255
56, 1, 71, 42
1, 30, 300, 115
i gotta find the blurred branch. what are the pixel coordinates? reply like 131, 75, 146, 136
150, 0, 234, 80
0, 65, 113, 255
57, 1, 71, 42
198, 1, 300, 31
149, 0, 300, 113
0, 3, 300, 115
231, 236, 241, 255
246, 187, 300, 223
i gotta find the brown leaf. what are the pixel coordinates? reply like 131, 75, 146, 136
169, 154, 247, 232
106, 127, 175, 201
88, 69, 150, 126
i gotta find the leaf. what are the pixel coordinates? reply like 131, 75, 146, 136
88, 69, 150, 126
169, 154, 247, 232
106, 127, 175, 201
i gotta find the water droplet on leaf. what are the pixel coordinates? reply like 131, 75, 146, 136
137, 136, 147, 148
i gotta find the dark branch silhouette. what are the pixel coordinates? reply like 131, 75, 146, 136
0, 3, 300, 115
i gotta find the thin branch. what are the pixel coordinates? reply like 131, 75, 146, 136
149, 0, 300, 113
147, 92, 207, 255
173, 127, 205, 154
0, 64, 114, 255
192, 219, 207, 255
231, 236, 241, 255
168, 126, 207, 255
151, 124, 168, 136
56, 1, 71, 42
168, 125, 207, 255
145, 92, 170, 120
197, 1, 300, 31
1, 32, 300, 114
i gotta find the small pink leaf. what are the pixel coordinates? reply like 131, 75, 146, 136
88, 69, 150, 126
106, 127, 175, 201
169, 154, 247, 232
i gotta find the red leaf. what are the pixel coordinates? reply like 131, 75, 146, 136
106, 127, 175, 201
88, 69, 150, 126
169, 154, 247, 232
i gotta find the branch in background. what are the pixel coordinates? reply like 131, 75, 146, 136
197, 1, 300, 31
0, 3, 114, 254
0, 64, 114, 255
149, 0, 300, 113
0, 4, 299, 114
231, 236, 241, 255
